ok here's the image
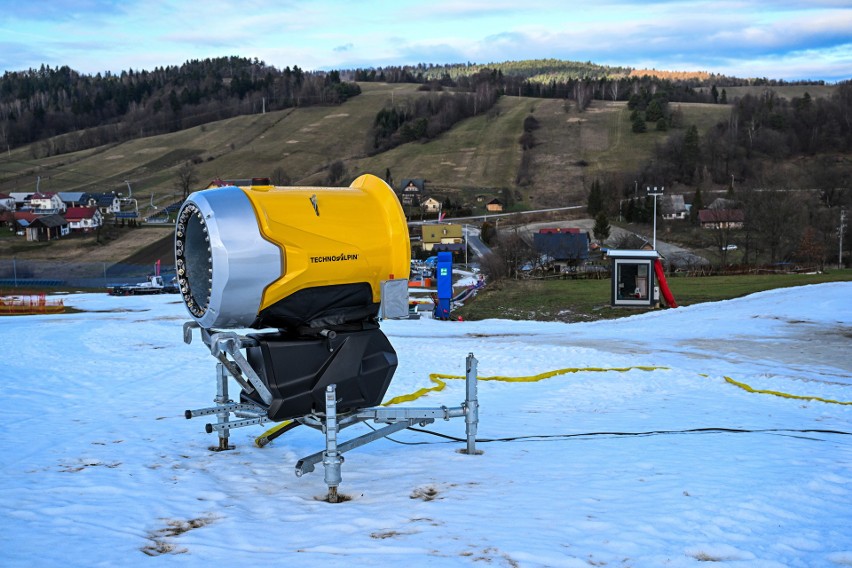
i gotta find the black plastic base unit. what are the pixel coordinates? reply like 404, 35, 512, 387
243, 328, 397, 421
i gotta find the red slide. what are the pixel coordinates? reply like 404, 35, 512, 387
654, 259, 678, 308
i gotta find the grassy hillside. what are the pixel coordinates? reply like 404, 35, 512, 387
0, 82, 816, 220
455, 270, 852, 323
353, 93, 529, 197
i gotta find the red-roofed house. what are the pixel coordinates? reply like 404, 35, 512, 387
698, 209, 744, 229
14, 211, 38, 225
65, 206, 103, 232
28, 192, 66, 214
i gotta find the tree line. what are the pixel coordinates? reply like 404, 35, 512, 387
347, 59, 830, 111
369, 73, 500, 153
634, 86, 852, 189
0, 57, 361, 157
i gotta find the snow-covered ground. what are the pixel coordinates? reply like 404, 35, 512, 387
2, 283, 851, 567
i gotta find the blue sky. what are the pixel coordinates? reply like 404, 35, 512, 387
1, 0, 850, 81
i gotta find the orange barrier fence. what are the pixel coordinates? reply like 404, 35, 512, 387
0, 293, 65, 315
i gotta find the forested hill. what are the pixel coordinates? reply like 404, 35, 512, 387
346, 58, 826, 88
2, 55, 834, 158
0, 56, 361, 155
350, 59, 632, 83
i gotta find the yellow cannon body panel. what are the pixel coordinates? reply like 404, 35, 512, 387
175, 174, 409, 330
245, 174, 410, 312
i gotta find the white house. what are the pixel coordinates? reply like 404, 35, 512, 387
421, 197, 442, 214
28, 192, 66, 214
65, 206, 103, 232
86, 193, 122, 214
661, 194, 688, 220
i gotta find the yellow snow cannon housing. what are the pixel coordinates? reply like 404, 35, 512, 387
174, 174, 410, 330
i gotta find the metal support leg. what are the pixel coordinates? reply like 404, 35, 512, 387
211, 362, 235, 452
323, 384, 343, 502
463, 352, 482, 455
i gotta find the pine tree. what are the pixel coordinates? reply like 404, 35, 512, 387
593, 211, 611, 242
587, 179, 604, 216
682, 125, 701, 183
690, 186, 704, 225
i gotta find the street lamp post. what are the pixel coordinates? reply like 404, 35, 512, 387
464, 225, 468, 267
647, 186, 664, 250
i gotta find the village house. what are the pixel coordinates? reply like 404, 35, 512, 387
660, 194, 688, 220
698, 209, 745, 229
84, 193, 122, 215
14, 212, 69, 241
65, 207, 104, 232
398, 178, 424, 206
421, 223, 463, 252
27, 192, 67, 214
57, 192, 88, 208
421, 197, 442, 214
533, 229, 590, 271
486, 198, 504, 213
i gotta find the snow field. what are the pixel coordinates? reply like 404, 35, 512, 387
1, 284, 850, 566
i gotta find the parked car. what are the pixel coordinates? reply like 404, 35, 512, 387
721, 244, 738, 251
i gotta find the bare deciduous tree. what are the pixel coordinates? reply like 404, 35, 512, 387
609, 79, 620, 102
177, 161, 198, 201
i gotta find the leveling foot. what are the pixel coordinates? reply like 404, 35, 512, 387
327, 486, 339, 503
209, 438, 235, 452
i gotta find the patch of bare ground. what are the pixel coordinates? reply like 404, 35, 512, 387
141, 516, 218, 556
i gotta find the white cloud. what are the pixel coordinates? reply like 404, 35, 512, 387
1, 0, 849, 80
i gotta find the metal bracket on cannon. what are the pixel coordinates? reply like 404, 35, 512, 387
183, 322, 481, 502
183, 322, 271, 452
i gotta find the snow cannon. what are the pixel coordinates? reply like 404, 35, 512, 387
174, 173, 410, 330
181, 174, 480, 502
180, 173, 412, 441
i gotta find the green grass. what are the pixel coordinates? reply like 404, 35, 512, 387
454, 270, 852, 322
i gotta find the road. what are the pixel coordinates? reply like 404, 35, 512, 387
413, 205, 709, 267
462, 225, 489, 260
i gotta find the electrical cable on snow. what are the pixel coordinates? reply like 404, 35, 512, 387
255, 365, 852, 447
391, 426, 852, 446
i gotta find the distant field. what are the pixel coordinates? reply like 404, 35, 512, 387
455, 270, 852, 323
354, 94, 529, 199
600, 102, 732, 167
